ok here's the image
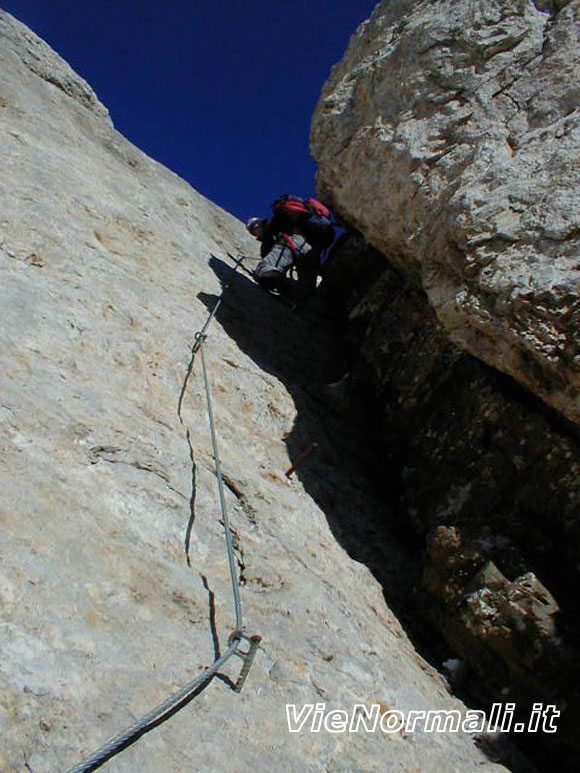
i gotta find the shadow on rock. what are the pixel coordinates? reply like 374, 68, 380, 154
199, 253, 580, 772
199, 256, 430, 651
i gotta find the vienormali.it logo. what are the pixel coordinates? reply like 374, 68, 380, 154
285, 702, 560, 734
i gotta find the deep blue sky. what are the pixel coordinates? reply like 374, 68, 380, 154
2, 1, 377, 222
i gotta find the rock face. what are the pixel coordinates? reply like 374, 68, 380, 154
311, 0, 580, 425
311, 2, 580, 764
0, 11, 506, 773
318, 231, 580, 767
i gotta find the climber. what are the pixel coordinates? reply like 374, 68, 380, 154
246, 216, 318, 300
263, 194, 335, 259
246, 195, 335, 299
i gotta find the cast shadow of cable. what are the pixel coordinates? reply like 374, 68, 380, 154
200, 573, 236, 690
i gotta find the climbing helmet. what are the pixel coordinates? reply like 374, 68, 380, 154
246, 216, 266, 236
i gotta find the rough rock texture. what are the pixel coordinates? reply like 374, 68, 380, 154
0, 11, 507, 773
423, 527, 567, 701
318, 231, 580, 767
311, 0, 580, 425
312, 2, 580, 765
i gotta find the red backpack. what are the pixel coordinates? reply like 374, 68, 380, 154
272, 194, 331, 222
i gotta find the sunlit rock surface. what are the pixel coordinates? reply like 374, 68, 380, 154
311, 0, 580, 424
0, 11, 507, 772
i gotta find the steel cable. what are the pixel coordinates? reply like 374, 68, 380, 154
68, 257, 250, 772
198, 333, 243, 631
68, 638, 240, 773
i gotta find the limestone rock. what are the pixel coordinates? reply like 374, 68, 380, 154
0, 10, 505, 773
319, 231, 580, 767
424, 527, 569, 701
311, 0, 580, 424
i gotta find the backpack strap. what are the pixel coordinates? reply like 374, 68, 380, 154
281, 234, 299, 256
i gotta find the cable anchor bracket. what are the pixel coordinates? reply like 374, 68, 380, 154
228, 630, 262, 693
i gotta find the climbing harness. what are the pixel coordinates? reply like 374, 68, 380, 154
69, 256, 260, 772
